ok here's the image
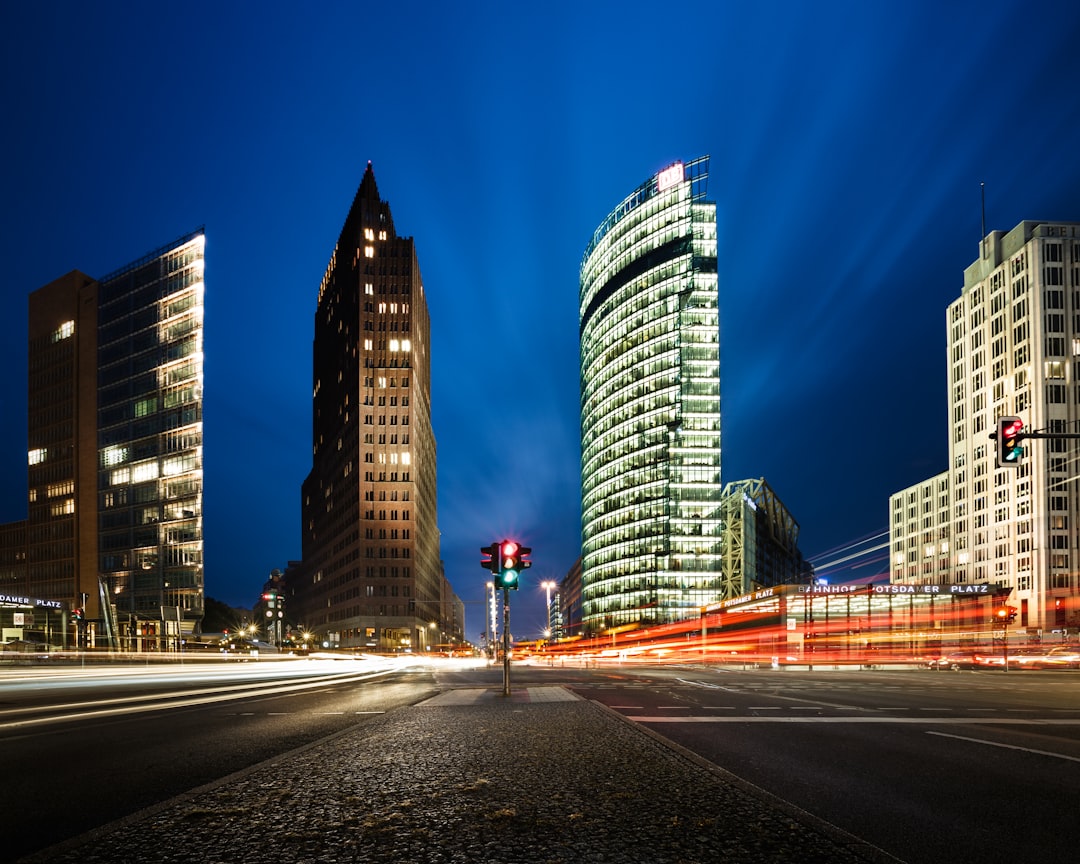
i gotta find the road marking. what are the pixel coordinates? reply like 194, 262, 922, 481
627, 716, 1080, 724
927, 730, 1080, 763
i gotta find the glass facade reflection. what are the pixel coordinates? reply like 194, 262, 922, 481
579, 157, 721, 634
97, 230, 206, 638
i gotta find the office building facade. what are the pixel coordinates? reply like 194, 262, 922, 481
579, 157, 722, 634
720, 477, 812, 595
891, 221, 1080, 632
3, 229, 206, 648
297, 162, 447, 651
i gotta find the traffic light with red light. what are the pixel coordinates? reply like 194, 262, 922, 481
995, 416, 1024, 468
992, 605, 1018, 625
498, 541, 521, 589
72, 607, 84, 621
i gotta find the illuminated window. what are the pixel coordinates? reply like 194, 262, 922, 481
162, 454, 195, 476
365, 246, 374, 258
52, 320, 75, 342
28, 448, 47, 465
364, 228, 374, 241
402, 339, 411, 352
47, 481, 74, 498
131, 460, 160, 483
50, 499, 75, 516
365, 283, 374, 295
389, 339, 400, 351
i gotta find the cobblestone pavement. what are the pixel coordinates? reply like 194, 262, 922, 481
22, 687, 902, 864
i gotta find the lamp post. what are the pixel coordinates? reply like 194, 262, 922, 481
541, 580, 556, 638
486, 581, 496, 662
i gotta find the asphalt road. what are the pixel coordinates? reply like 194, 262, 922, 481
0, 657, 440, 861
552, 662, 1080, 864
4, 658, 1078, 864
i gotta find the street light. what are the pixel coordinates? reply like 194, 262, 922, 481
487, 581, 496, 661
541, 580, 557, 637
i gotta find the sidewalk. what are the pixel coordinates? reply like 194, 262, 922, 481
22, 686, 900, 863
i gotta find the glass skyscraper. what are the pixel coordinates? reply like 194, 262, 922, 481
96, 230, 206, 644
10, 229, 206, 648
579, 157, 722, 634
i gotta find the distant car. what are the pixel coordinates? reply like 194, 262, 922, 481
928, 650, 1003, 670
1011, 649, 1052, 668
1038, 646, 1080, 669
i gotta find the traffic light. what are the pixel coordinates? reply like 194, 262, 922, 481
995, 416, 1024, 468
480, 544, 500, 574
498, 541, 521, 589
72, 607, 84, 621
992, 605, 1018, 625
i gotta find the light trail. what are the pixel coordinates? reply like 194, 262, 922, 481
0, 666, 401, 731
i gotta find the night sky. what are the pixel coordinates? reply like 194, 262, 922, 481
3, 1, 1080, 644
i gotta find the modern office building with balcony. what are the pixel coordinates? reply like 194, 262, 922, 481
295, 162, 451, 651
890, 220, 1080, 633
1, 229, 206, 648
578, 157, 722, 634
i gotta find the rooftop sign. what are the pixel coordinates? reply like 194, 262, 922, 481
657, 162, 684, 192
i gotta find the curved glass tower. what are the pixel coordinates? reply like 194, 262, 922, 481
579, 157, 720, 634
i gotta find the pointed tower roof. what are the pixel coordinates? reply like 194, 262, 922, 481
356, 160, 379, 201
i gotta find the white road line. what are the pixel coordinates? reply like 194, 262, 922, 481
927, 730, 1080, 763
627, 716, 1080, 724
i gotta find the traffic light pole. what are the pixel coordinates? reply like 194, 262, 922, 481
502, 587, 511, 696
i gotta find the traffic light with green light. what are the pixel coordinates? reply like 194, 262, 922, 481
494, 540, 533, 587
498, 541, 521, 589
995, 416, 1024, 468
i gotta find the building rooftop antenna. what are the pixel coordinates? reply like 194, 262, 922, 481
980, 181, 987, 258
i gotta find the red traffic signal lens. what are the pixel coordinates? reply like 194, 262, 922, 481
502, 541, 518, 557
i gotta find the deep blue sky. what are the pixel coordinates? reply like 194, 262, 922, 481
3, 1, 1080, 643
